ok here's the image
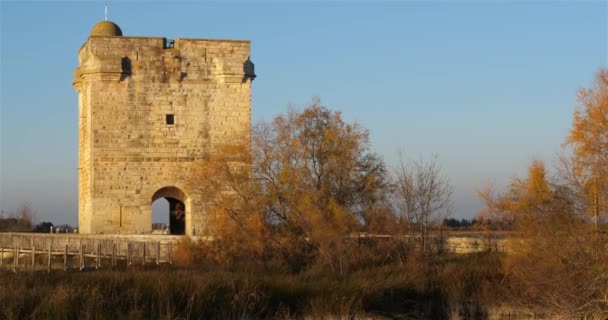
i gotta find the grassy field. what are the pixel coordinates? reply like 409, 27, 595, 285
0, 252, 506, 320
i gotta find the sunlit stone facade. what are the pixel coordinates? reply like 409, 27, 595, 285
74, 21, 254, 235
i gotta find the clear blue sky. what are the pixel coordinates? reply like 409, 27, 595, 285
1, 1, 606, 226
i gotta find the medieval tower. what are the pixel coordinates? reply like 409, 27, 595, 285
73, 21, 255, 235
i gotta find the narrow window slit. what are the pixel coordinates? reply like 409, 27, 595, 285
165, 114, 174, 125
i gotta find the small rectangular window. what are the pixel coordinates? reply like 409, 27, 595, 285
165, 114, 174, 125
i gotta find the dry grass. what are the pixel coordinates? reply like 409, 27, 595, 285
0, 252, 506, 320
2, 230, 606, 319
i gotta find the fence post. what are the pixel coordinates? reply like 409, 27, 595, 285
47, 244, 52, 273
142, 242, 146, 266
168, 243, 172, 264
30, 236, 36, 271
111, 243, 116, 267
64, 245, 68, 270
96, 243, 101, 269
31, 246, 36, 271
79, 244, 85, 270
156, 242, 160, 265
14, 247, 19, 271
127, 242, 132, 267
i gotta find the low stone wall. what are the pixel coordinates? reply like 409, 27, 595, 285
349, 232, 508, 254
443, 236, 507, 254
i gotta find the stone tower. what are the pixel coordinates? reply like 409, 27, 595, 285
74, 21, 254, 235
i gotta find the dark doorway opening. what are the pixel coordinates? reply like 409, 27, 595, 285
167, 197, 185, 235
152, 187, 187, 235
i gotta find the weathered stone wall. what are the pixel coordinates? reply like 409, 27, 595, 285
442, 236, 506, 254
74, 31, 254, 235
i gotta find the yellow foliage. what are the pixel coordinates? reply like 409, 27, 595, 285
477, 160, 554, 228
565, 68, 608, 221
187, 100, 393, 272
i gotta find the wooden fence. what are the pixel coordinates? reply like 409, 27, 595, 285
0, 232, 507, 272
0, 233, 183, 272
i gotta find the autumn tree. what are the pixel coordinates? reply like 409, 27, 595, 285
195, 143, 256, 227
477, 160, 555, 222
478, 160, 585, 253
192, 99, 394, 271
472, 70, 608, 317
188, 142, 277, 267
252, 98, 392, 270
565, 68, 608, 231
477, 159, 608, 317
254, 99, 388, 217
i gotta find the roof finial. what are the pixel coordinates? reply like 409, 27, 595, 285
104, 2, 108, 21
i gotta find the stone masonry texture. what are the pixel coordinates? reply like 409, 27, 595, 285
73, 21, 254, 235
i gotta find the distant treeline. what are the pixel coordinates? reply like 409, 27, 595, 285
442, 218, 477, 229
0, 205, 74, 233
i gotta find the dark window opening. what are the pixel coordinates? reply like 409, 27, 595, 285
119, 57, 132, 81
165, 114, 174, 125
121, 57, 132, 75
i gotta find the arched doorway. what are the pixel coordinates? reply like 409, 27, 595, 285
151, 186, 188, 235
